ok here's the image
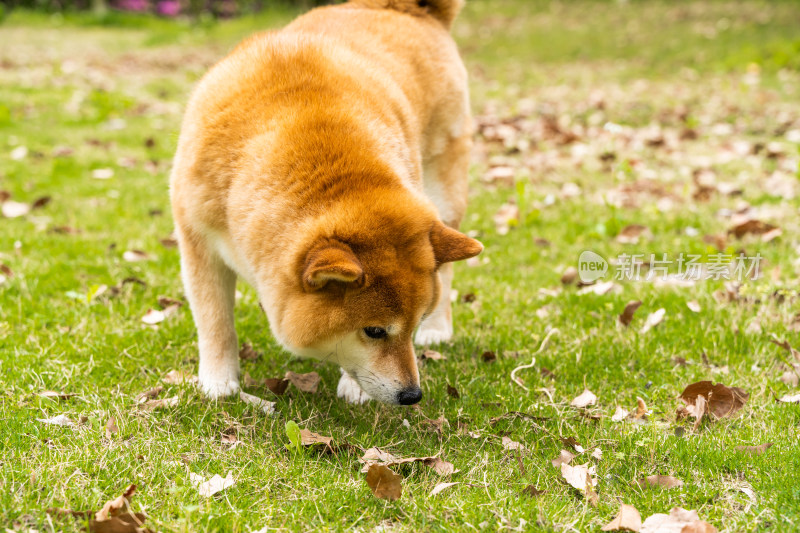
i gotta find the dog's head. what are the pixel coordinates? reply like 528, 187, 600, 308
273, 196, 482, 404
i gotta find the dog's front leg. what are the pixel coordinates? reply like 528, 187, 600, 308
178, 231, 240, 398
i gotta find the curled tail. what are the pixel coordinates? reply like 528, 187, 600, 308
349, 0, 464, 30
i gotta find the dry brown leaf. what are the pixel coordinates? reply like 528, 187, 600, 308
190, 471, 235, 497
430, 481, 459, 497
571, 389, 597, 408
2, 200, 31, 218
551, 449, 575, 468
619, 300, 643, 326
578, 281, 619, 296
285, 371, 320, 393
299, 428, 333, 449
420, 349, 445, 360
365, 464, 402, 501
778, 393, 800, 403
105, 417, 119, 439
612, 406, 630, 422
640, 507, 717, 533
640, 308, 666, 334
38, 391, 76, 400
37, 414, 73, 426
140, 396, 178, 411
728, 219, 777, 239
446, 384, 460, 398
601, 503, 642, 532
135, 386, 163, 404
238, 343, 260, 361
122, 250, 150, 262
481, 350, 497, 362
359, 448, 455, 475
616, 224, 651, 244
521, 485, 545, 497
687, 300, 701, 313
238, 391, 276, 414
734, 443, 773, 455
637, 475, 684, 489
561, 463, 598, 505
561, 266, 578, 285
678, 381, 749, 419
501, 436, 525, 451
162, 370, 197, 385
634, 397, 649, 419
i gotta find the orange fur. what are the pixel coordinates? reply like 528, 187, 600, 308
170, 0, 480, 404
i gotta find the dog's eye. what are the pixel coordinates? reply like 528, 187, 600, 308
363, 327, 388, 340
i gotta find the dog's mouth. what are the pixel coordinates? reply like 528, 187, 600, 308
350, 370, 422, 406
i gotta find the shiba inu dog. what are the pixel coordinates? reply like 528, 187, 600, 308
170, 0, 481, 405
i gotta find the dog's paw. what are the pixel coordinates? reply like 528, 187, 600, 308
199, 375, 240, 399
415, 322, 453, 346
337, 372, 371, 404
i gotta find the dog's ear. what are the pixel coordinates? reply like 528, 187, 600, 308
302, 239, 364, 291
430, 223, 483, 265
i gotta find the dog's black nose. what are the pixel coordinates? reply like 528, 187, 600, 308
397, 386, 423, 405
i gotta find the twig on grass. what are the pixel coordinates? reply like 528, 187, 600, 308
510, 328, 560, 391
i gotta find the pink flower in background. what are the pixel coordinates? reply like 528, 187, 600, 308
156, 0, 181, 16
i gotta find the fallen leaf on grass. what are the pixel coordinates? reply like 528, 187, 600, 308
359, 448, 455, 475
285, 371, 320, 393
640, 308, 666, 333
48, 484, 151, 533
36, 414, 73, 426
611, 405, 630, 422
366, 464, 402, 501
2, 200, 31, 218
561, 266, 578, 285
571, 389, 597, 408
92, 168, 115, 180
619, 300, 642, 326
446, 384, 460, 398
640, 507, 717, 533
162, 370, 197, 385
521, 485, 545, 497
481, 350, 497, 362
135, 386, 163, 403
430, 482, 459, 497
190, 471, 235, 498
778, 393, 800, 403
239, 391, 276, 414
602, 503, 642, 532
123, 250, 150, 262
728, 218, 777, 239
578, 281, 619, 296
300, 428, 333, 449
141, 305, 179, 325
560, 463, 598, 505
616, 224, 651, 244
140, 396, 178, 411
734, 443, 773, 455
637, 475, 684, 489
239, 343, 260, 361
420, 349, 445, 360
38, 391, 76, 400
678, 381, 749, 419
551, 449, 575, 468
501, 436, 524, 450
687, 300, 702, 313
105, 417, 118, 439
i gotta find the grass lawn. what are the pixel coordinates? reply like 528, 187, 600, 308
2, 1, 800, 531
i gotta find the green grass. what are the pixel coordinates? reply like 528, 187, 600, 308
2, 1, 800, 531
